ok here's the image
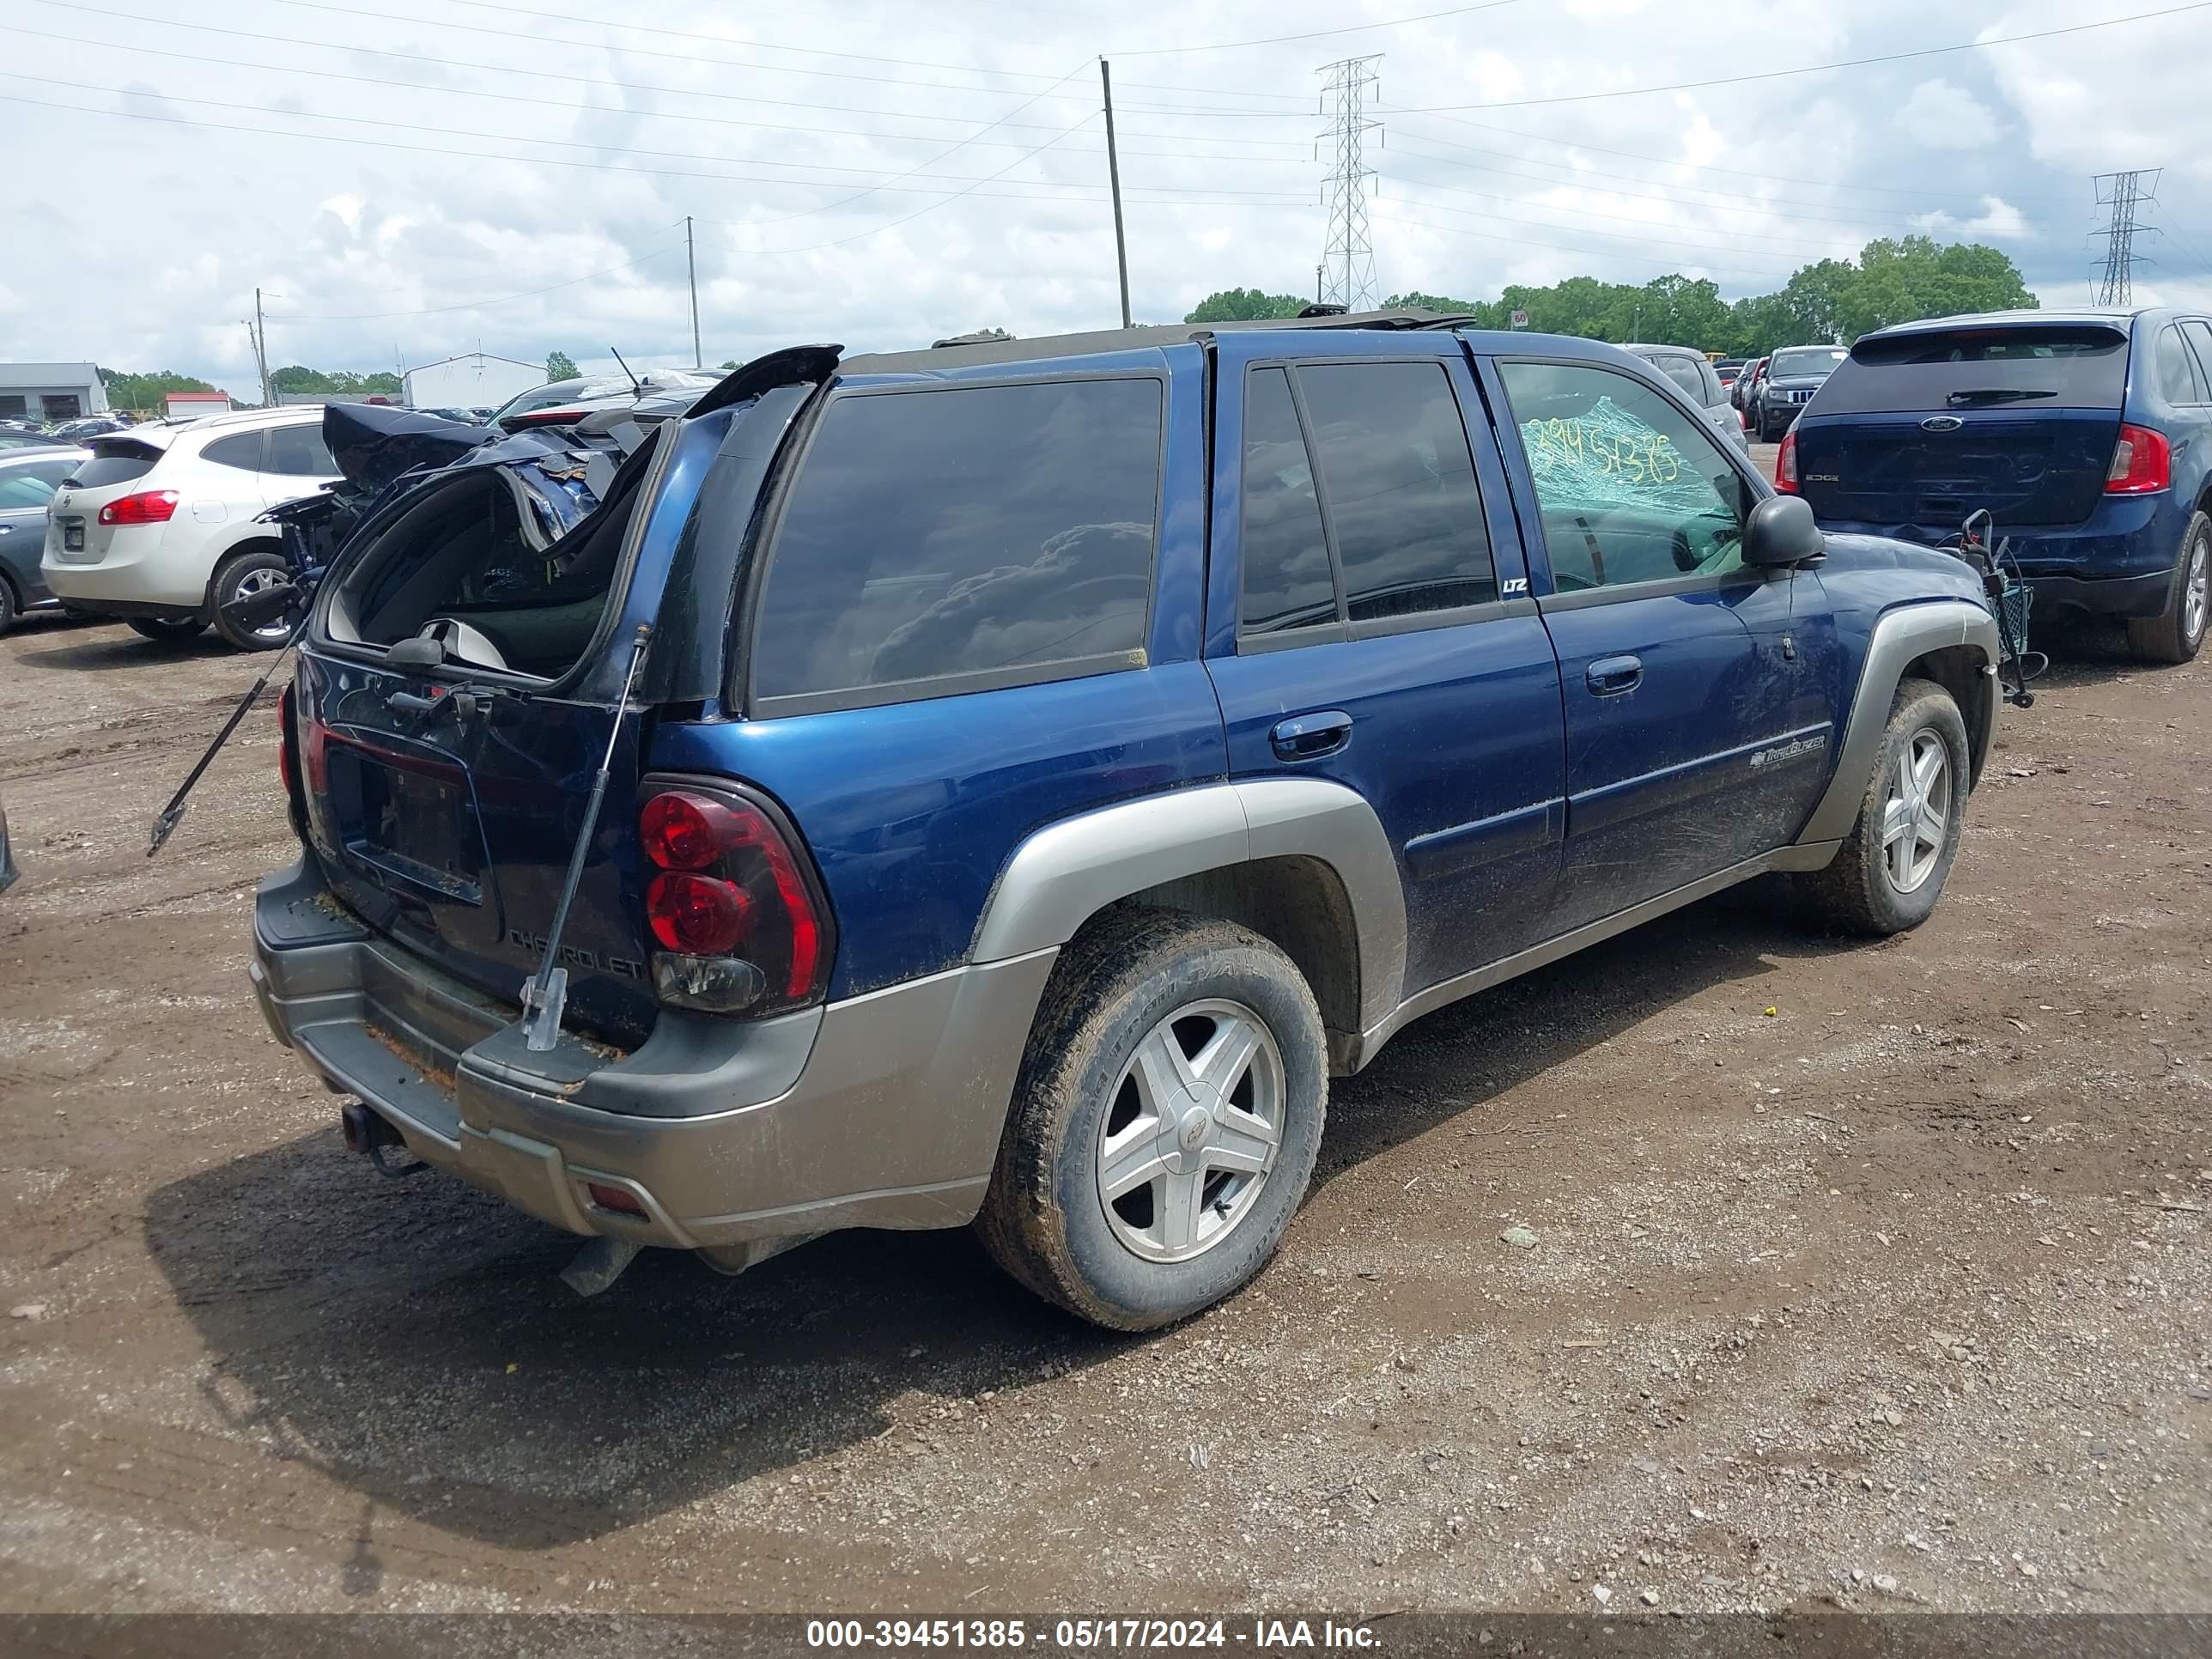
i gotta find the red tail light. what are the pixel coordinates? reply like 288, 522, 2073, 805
638, 783, 831, 1014
98, 489, 179, 526
1773, 428, 1801, 494
646, 872, 754, 954
2106, 423, 2171, 495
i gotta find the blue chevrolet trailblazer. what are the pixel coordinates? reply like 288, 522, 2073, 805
1782, 307, 2212, 663
246, 312, 2001, 1328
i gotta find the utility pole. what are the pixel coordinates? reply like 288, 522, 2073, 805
2092, 169, 2160, 306
1100, 60, 1132, 328
252, 287, 272, 407
1316, 55, 1382, 311
685, 215, 702, 368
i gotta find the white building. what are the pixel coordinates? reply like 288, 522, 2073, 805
0, 362, 109, 423
403, 353, 544, 411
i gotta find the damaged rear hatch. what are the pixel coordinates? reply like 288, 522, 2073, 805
294, 398, 695, 1044
289, 356, 833, 1046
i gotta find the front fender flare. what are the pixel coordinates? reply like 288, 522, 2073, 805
969, 779, 1407, 1036
1796, 598, 1999, 848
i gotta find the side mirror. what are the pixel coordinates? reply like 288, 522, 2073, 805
1742, 495, 1824, 568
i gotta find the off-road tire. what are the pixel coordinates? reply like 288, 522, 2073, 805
976, 907, 1328, 1331
2125, 509, 2210, 665
210, 547, 295, 652
127, 615, 208, 643
1796, 677, 1970, 935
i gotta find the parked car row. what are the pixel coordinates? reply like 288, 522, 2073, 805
0, 372, 708, 637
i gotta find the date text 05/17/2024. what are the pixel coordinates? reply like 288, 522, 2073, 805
803, 1619, 1381, 1650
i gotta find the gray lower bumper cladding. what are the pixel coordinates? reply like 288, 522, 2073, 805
249, 858, 1054, 1253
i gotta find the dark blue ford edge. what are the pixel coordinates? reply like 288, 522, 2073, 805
1781, 307, 2212, 662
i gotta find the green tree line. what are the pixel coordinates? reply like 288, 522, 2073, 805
1186, 237, 2036, 355
270, 365, 404, 396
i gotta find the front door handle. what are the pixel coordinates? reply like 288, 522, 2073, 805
1270, 709, 1353, 762
1587, 654, 1644, 696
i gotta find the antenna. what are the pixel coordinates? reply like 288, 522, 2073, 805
1316, 55, 1382, 312
608, 346, 641, 392
2091, 169, 2161, 306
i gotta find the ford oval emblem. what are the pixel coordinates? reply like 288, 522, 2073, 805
1921, 415, 1964, 433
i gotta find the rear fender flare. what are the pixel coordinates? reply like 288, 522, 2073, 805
1796, 599, 1999, 847
969, 780, 1407, 1035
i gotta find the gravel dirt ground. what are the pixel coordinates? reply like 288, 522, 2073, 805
1, 576, 2207, 1621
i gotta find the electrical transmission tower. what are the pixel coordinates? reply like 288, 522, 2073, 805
2092, 169, 2160, 306
1316, 55, 1382, 311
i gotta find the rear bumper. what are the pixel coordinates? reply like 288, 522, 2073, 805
41, 524, 211, 611
249, 856, 1055, 1251
2021, 568, 2174, 621
1814, 492, 2187, 615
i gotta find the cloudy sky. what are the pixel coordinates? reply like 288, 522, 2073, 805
3, 0, 2208, 392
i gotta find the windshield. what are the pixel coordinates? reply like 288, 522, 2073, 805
1770, 347, 1847, 378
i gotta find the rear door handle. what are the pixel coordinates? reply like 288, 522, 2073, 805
1587, 654, 1643, 696
1270, 709, 1353, 762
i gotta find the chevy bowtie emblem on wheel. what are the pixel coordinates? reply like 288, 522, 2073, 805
1921, 415, 1965, 433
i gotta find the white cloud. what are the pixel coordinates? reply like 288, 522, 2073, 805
1895, 79, 2001, 149
1911, 195, 2031, 239
3, 0, 2203, 388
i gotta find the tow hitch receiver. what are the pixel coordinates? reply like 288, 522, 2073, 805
339, 1103, 428, 1178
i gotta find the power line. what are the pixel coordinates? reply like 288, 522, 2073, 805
38, 0, 1309, 122
1379, 106, 2081, 209
720, 110, 1111, 256
1382, 135, 1918, 234
40, 0, 1095, 106
3, 70, 1307, 199
4, 21, 1308, 153
1369, 208, 1790, 283
1115, 0, 1522, 57
1373, 171, 1866, 259
2093, 169, 2161, 305
387, 0, 1315, 106
1318, 56, 1382, 310
1370, 191, 1796, 279
278, 239, 689, 322
1380, 3, 2212, 112
742, 63, 1095, 227
0, 88, 1313, 206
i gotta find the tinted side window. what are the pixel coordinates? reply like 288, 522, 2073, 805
201, 432, 264, 472
1238, 368, 1335, 634
753, 378, 1161, 704
2157, 325, 2205, 404
265, 423, 337, 476
1297, 361, 1496, 619
2183, 322, 2212, 394
1500, 360, 1752, 592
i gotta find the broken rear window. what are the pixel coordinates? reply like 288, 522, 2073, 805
323, 438, 657, 681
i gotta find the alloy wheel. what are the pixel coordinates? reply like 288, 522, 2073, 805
2185, 532, 2209, 649
1095, 999, 1285, 1264
232, 565, 294, 643
1880, 730, 1950, 895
